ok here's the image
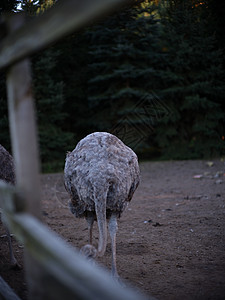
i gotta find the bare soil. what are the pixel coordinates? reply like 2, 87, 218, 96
1, 160, 225, 300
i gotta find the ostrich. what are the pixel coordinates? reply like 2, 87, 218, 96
64, 132, 140, 278
0, 144, 20, 268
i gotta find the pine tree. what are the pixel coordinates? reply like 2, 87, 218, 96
86, 3, 165, 151
33, 49, 74, 171
154, 0, 225, 159
54, 31, 91, 142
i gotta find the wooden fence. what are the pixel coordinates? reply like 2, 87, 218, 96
0, 0, 155, 299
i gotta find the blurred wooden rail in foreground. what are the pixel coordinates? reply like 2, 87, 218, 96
0, 0, 130, 70
0, 0, 156, 299
0, 180, 149, 300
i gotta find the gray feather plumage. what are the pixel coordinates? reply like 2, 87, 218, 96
64, 132, 140, 218
0, 144, 15, 185
0, 144, 20, 268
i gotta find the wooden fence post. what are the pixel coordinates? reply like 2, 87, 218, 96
6, 14, 44, 300
6, 14, 41, 219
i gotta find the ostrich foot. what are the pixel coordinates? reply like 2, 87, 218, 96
80, 244, 97, 260
10, 254, 22, 270
10, 252, 22, 270
10, 260, 22, 270
111, 273, 126, 287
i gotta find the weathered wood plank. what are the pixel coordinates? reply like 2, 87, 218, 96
0, 0, 131, 70
0, 180, 15, 213
5, 14, 44, 300
0, 276, 21, 300
0, 180, 24, 213
6, 15, 41, 218
4, 212, 152, 300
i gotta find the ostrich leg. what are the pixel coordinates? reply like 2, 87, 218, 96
80, 212, 96, 259
95, 197, 107, 257
86, 212, 94, 244
108, 213, 119, 278
4, 225, 20, 269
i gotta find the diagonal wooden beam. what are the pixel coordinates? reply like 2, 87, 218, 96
0, 0, 132, 70
0, 180, 25, 213
5, 15, 43, 299
0, 276, 21, 300
4, 211, 151, 300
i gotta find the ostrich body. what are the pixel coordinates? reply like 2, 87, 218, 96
0, 145, 15, 185
64, 132, 140, 277
0, 144, 19, 268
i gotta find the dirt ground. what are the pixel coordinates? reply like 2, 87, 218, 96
0, 159, 225, 300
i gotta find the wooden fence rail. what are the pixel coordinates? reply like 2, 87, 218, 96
0, 0, 155, 299
0, 276, 21, 300
0, 181, 153, 300
0, 182, 147, 300
0, 0, 131, 70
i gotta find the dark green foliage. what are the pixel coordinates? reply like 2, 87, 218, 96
33, 49, 74, 172
154, 0, 225, 159
86, 4, 165, 151
0, 0, 224, 172
40, 0, 225, 161
53, 32, 91, 142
